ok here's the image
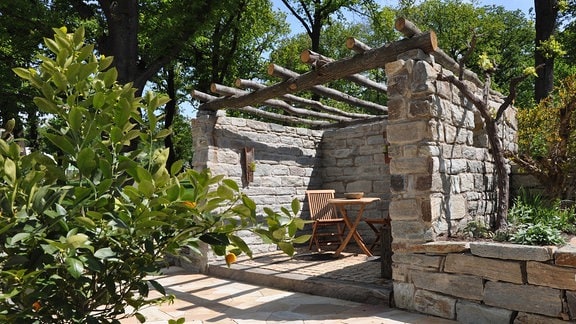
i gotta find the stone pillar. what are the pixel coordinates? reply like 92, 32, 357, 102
385, 50, 439, 248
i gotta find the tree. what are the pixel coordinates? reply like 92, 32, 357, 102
278, 0, 377, 53
1, 27, 307, 323
0, 1, 61, 149
515, 74, 576, 200
534, 0, 561, 102
396, 0, 534, 104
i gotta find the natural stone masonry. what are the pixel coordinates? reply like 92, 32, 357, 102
191, 110, 390, 257
393, 241, 576, 322
385, 49, 516, 247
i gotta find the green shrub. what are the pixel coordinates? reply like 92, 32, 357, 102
507, 188, 573, 245
0, 26, 309, 323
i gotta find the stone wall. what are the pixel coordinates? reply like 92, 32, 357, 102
190, 111, 390, 253
384, 49, 517, 247
393, 241, 576, 323
321, 122, 390, 236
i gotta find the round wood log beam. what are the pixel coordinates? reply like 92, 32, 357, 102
199, 31, 437, 111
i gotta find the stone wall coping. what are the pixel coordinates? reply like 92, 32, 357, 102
393, 241, 576, 264
469, 242, 556, 261
394, 241, 470, 254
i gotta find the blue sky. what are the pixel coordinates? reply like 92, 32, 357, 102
271, 1, 534, 36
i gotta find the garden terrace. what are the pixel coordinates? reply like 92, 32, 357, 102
185, 18, 576, 322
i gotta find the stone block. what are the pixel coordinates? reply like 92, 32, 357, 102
385, 59, 406, 77
390, 156, 431, 174
414, 289, 456, 319
470, 242, 555, 261
392, 281, 416, 310
555, 244, 576, 267
567, 291, 576, 320
387, 121, 430, 144
456, 300, 514, 324
411, 270, 484, 300
392, 253, 443, 269
444, 254, 523, 284
390, 174, 406, 192
391, 221, 431, 241
514, 312, 568, 324
409, 99, 434, 118
484, 281, 563, 317
389, 199, 420, 221
527, 261, 576, 290
447, 194, 467, 220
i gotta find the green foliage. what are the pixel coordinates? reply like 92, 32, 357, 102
463, 220, 493, 239
507, 188, 575, 245
1, 26, 307, 323
516, 74, 576, 199
395, 0, 534, 104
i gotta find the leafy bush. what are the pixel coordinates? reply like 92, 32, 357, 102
515, 74, 576, 200
507, 188, 575, 245
0, 26, 309, 323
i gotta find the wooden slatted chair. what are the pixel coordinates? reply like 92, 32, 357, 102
306, 190, 346, 251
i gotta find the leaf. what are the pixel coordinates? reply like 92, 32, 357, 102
170, 160, 183, 176
75, 216, 96, 229
291, 198, 301, 215
229, 235, 252, 258
69, 106, 86, 132
94, 247, 115, 259
138, 180, 155, 198
100, 68, 118, 87
44, 133, 75, 155
155, 128, 171, 139
93, 92, 106, 109
199, 233, 230, 246
77, 147, 97, 176
44, 37, 60, 54
33, 97, 60, 115
12, 67, 32, 81
278, 242, 295, 257
3, 158, 16, 184
216, 184, 234, 200
292, 234, 311, 244
148, 280, 166, 295
66, 257, 84, 279
10, 232, 30, 245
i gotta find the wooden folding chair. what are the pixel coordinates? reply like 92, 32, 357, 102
305, 190, 346, 251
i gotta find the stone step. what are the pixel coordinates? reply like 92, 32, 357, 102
206, 252, 393, 306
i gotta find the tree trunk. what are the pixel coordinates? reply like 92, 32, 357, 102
534, 0, 558, 102
164, 68, 177, 171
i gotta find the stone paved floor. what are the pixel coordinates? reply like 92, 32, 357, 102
119, 267, 456, 324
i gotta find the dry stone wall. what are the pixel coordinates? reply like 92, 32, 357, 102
320, 122, 390, 237
190, 111, 389, 255
384, 49, 517, 247
393, 241, 576, 322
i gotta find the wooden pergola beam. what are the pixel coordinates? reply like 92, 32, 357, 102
300, 49, 387, 92
267, 64, 388, 114
235, 78, 374, 119
346, 37, 371, 53
192, 90, 331, 127
198, 31, 437, 112
210, 83, 353, 122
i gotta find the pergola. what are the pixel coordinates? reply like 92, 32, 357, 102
191, 18, 490, 129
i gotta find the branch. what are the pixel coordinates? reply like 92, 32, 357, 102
495, 64, 546, 120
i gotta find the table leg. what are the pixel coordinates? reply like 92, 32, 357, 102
334, 205, 373, 257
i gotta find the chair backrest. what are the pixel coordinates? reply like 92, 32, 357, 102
306, 190, 339, 221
